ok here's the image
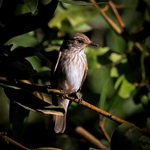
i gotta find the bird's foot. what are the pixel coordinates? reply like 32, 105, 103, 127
69, 92, 83, 104
59, 89, 68, 99
76, 92, 83, 104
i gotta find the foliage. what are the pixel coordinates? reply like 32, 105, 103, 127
0, 0, 150, 149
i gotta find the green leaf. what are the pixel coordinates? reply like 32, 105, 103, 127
37, 105, 65, 116
111, 122, 144, 150
48, 6, 97, 32
9, 101, 29, 139
4, 87, 65, 115
6, 33, 37, 49
115, 75, 135, 99
59, 0, 107, 6
23, 0, 38, 14
0, 57, 37, 78
146, 118, 150, 132
73, 23, 92, 32
99, 77, 111, 110
106, 29, 127, 54
139, 135, 150, 150
85, 47, 109, 69
87, 67, 114, 98
12, 46, 52, 69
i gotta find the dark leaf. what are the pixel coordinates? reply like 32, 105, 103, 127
4, 87, 51, 109
87, 67, 115, 98
59, 0, 107, 6
4, 87, 65, 115
9, 101, 29, 139
4, 87, 64, 115
111, 122, 144, 150
23, 0, 38, 14
36, 147, 61, 150
12, 46, 41, 58
139, 135, 150, 150
12, 46, 52, 68
0, 58, 37, 79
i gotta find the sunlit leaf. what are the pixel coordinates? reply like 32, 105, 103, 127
110, 66, 119, 77
48, 7, 97, 32
109, 53, 122, 62
115, 75, 135, 99
15, 102, 64, 116
6, 33, 37, 49
73, 23, 92, 32
85, 47, 109, 68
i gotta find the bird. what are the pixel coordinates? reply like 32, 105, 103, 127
51, 33, 98, 133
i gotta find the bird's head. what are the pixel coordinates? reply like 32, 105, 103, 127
60, 33, 98, 52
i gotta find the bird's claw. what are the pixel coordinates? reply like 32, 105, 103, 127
78, 97, 83, 104
70, 92, 83, 104
59, 89, 68, 99
75, 92, 83, 104
62, 94, 68, 99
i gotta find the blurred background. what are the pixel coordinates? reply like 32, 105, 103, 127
0, 0, 150, 149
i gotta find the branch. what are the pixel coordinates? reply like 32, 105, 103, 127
0, 76, 149, 136
89, 0, 122, 34
99, 118, 111, 143
75, 126, 107, 150
108, 0, 125, 29
0, 132, 30, 150
0, 132, 61, 150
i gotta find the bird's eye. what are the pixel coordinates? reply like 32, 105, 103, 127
78, 40, 83, 43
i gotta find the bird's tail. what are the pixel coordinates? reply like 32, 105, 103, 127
54, 97, 70, 133
54, 113, 66, 133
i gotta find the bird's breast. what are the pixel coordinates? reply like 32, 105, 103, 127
57, 51, 87, 93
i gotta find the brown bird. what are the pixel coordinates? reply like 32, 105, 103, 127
51, 33, 98, 133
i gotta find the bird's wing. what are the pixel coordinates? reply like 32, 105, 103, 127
53, 51, 62, 74
51, 51, 62, 106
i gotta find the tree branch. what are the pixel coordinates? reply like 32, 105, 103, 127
75, 126, 107, 150
89, 0, 122, 34
0, 132, 30, 150
0, 76, 149, 136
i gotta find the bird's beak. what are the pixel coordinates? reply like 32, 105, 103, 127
89, 42, 99, 47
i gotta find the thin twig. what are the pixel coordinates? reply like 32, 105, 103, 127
108, 0, 125, 28
99, 118, 111, 143
75, 126, 107, 150
89, 0, 122, 34
0, 132, 31, 150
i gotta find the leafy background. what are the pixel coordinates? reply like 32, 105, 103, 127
0, 0, 150, 149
